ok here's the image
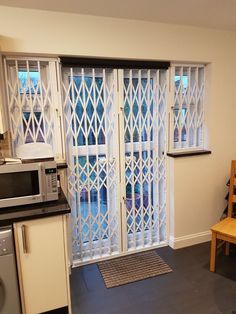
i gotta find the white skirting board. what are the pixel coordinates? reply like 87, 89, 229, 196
169, 231, 211, 249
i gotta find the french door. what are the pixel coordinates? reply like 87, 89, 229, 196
62, 67, 167, 265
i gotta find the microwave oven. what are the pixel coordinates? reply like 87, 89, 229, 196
0, 161, 58, 208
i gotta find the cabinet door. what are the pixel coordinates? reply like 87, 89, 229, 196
14, 215, 70, 314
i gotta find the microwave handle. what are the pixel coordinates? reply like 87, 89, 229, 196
40, 163, 46, 201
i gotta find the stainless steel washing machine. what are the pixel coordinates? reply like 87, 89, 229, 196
0, 226, 21, 314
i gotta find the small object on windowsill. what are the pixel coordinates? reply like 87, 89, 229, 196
167, 150, 212, 158
0, 157, 22, 165
16, 143, 54, 160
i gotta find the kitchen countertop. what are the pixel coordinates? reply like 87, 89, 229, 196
0, 190, 70, 226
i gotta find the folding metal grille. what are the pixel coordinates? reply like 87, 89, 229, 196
4, 58, 63, 159
62, 67, 167, 265
120, 69, 167, 251
62, 68, 120, 264
171, 65, 205, 150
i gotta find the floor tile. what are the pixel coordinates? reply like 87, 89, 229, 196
70, 242, 236, 314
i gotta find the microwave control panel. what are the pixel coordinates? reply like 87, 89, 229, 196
45, 168, 58, 194
0, 227, 13, 256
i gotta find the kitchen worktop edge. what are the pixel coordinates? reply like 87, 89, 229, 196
0, 191, 71, 226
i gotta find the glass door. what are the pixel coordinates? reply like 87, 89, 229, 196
119, 69, 167, 252
62, 67, 167, 265
62, 68, 121, 264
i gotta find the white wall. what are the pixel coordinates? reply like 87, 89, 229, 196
1, 6, 236, 248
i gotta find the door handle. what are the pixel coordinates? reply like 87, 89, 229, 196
21, 225, 29, 254
0, 278, 5, 312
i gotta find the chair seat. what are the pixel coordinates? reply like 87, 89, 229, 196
211, 217, 236, 238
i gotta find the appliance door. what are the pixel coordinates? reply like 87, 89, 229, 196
0, 164, 43, 208
0, 253, 21, 314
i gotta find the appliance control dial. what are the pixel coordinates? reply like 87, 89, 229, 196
0, 228, 13, 256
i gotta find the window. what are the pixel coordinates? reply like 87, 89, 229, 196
170, 64, 205, 151
4, 58, 64, 160
18, 70, 40, 95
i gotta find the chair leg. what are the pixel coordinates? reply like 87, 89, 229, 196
225, 242, 230, 256
210, 232, 217, 272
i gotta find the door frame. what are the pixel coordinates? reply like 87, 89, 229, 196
62, 67, 170, 266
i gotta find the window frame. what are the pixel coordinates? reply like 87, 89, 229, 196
3, 56, 65, 162
168, 63, 207, 153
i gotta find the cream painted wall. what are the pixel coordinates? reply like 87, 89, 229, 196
0, 5, 236, 245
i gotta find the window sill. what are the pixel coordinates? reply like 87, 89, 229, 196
167, 150, 212, 158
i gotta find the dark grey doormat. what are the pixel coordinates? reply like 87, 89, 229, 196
97, 250, 172, 288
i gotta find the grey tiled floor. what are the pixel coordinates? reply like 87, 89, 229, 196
70, 242, 236, 314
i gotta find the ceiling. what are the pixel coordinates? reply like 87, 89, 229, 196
0, 0, 236, 31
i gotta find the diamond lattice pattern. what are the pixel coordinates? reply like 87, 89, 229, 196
62, 68, 120, 263
5, 59, 58, 155
173, 65, 205, 150
62, 67, 168, 265
123, 69, 167, 250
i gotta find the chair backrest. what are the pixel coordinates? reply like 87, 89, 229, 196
227, 160, 236, 217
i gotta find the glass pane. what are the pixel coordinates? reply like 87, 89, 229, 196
18, 71, 40, 95
173, 65, 205, 149
74, 155, 108, 243
23, 111, 44, 143
125, 151, 153, 235
124, 77, 153, 143
5, 59, 55, 153
173, 108, 187, 142
124, 69, 167, 249
69, 76, 105, 146
175, 74, 188, 90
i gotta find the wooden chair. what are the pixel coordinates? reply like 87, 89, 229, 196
210, 160, 236, 272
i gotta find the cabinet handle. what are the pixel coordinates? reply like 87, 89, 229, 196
0, 278, 5, 312
21, 225, 29, 254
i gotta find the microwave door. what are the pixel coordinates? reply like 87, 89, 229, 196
0, 167, 43, 208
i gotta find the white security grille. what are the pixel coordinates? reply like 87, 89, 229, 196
62, 66, 168, 265
62, 68, 120, 263
171, 64, 205, 150
120, 69, 167, 251
4, 58, 63, 159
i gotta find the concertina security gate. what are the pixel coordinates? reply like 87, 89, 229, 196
3, 57, 205, 266
62, 67, 167, 265
4, 57, 63, 158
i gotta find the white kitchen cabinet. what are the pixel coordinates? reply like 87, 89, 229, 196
13, 215, 71, 314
